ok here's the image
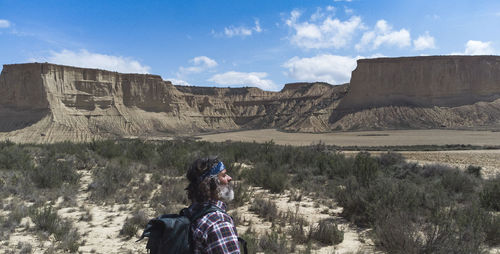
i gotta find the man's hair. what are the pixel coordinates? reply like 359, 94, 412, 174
186, 157, 221, 203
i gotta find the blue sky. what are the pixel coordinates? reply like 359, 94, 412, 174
1, 0, 500, 91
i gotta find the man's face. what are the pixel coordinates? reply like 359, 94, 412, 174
217, 169, 234, 202
217, 169, 232, 185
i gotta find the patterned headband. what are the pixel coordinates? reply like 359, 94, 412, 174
199, 161, 225, 182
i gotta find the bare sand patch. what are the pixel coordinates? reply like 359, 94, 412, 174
197, 129, 500, 147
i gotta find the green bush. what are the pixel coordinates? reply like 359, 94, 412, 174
89, 139, 123, 159
352, 152, 379, 187
378, 151, 405, 167
245, 162, 287, 193
0, 144, 33, 171
249, 198, 279, 223
466, 165, 482, 178
29, 156, 79, 189
484, 214, 500, 246
480, 176, 500, 211
89, 160, 134, 201
309, 218, 344, 245
374, 212, 421, 253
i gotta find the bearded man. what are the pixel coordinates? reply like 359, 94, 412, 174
186, 157, 240, 254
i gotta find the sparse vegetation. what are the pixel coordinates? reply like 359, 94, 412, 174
0, 139, 498, 253
30, 205, 81, 252
249, 197, 279, 223
480, 176, 500, 211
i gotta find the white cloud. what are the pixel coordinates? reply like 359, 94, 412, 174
208, 71, 276, 91
334, 0, 352, 2
192, 56, 218, 68
33, 49, 150, 73
0, 19, 10, 28
413, 31, 436, 50
223, 19, 262, 38
283, 54, 360, 84
179, 56, 218, 75
286, 9, 363, 49
355, 19, 411, 51
167, 78, 191, 86
464, 40, 495, 55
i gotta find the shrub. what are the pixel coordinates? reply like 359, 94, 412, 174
378, 151, 405, 167
438, 168, 476, 197
239, 228, 258, 254
484, 214, 500, 246
288, 219, 308, 244
352, 152, 379, 187
245, 162, 287, 193
89, 139, 123, 159
232, 181, 251, 207
150, 177, 188, 214
374, 211, 422, 253
6, 202, 29, 228
0, 144, 33, 171
30, 156, 79, 189
309, 218, 344, 245
89, 160, 134, 201
480, 176, 500, 211
249, 198, 279, 223
123, 140, 159, 166
258, 229, 288, 254
466, 165, 482, 178
30, 206, 81, 252
120, 209, 149, 239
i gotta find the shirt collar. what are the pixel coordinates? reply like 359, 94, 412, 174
191, 199, 227, 212
209, 200, 227, 211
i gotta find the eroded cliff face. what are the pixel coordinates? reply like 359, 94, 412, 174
0, 63, 346, 142
338, 56, 500, 110
330, 56, 500, 130
1, 56, 500, 143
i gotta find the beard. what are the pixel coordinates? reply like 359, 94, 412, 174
219, 183, 234, 202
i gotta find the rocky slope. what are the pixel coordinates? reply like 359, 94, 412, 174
0, 63, 347, 142
1, 56, 500, 142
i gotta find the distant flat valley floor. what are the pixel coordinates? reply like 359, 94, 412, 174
197, 129, 500, 178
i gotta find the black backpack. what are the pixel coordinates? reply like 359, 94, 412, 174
139, 205, 247, 254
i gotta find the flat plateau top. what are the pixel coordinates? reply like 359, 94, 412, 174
196, 129, 500, 147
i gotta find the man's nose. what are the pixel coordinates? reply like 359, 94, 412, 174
227, 175, 232, 182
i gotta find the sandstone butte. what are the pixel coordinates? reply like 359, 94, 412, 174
1, 55, 500, 143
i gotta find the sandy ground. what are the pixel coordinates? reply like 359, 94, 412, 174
197, 129, 500, 147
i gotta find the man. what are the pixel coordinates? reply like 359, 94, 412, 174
186, 157, 240, 254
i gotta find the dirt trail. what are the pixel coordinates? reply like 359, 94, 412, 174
58, 169, 145, 253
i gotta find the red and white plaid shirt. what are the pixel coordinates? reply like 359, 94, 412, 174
191, 200, 241, 254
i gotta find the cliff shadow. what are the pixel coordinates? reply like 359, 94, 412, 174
0, 108, 49, 132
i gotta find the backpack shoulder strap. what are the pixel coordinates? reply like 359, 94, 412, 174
188, 204, 224, 223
